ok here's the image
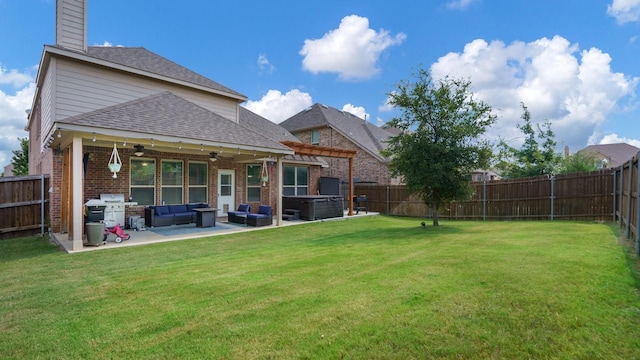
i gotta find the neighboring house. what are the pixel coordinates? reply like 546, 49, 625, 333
577, 143, 640, 168
469, 169, 502, 182
3, 164, 14, 177
26, 0, 310, 250
280, 103, 400, 186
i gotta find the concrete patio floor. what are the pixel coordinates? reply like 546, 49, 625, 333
51, 211, 378, 254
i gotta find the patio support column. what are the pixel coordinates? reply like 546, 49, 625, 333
348, 157, 354, 216
70, 136, 84, 250
276, 155, 283, 226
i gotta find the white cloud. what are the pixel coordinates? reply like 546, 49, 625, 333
608, 0, 640, 24
378, 95, 394, 112
430, 35, 638, 151
342, 103, 369, 120
0, 65, 33, 88
300, 15, 406, 80
599, 133, 640, 148
93, 41, 123, 47
445, 0, 480, 10
257, 54, 275, 74
243, 89, 313, 123
0, 75, 35, 168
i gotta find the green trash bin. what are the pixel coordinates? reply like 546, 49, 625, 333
85, 222, 105, 246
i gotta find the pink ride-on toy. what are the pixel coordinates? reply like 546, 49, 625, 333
103, 223, 131, 243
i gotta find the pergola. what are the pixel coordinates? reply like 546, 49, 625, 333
281, 141, 358, 216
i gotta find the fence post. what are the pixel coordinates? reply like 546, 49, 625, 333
550, 175, 555, 221
635, 152, 640, 255
612, 170, 617, 223
386, 185, 390, 215
626, 158, 633, 239
483, 180, 487, 221
40, 174, 45, 236
620, 165, 624, 228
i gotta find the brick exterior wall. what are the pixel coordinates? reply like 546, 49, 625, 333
293, 126, 401, 186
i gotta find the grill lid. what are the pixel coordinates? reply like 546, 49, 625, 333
100, 193, 125, 203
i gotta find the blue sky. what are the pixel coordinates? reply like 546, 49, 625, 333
1, 0, 640, 170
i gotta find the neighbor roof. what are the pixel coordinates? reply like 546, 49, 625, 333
280, 103, 394, 162
238, 106, 328, 166
59, 91, 292, 152
578, 143, 640, 168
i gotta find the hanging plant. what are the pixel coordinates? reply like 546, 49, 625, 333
108, 143, 122, 178
261, 158, 269, 186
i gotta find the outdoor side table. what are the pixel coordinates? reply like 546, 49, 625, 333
194, 208, 217, 227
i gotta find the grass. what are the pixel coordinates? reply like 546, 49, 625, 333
2, 216, 640, 359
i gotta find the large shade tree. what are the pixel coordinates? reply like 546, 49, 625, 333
381, 69, 495, 226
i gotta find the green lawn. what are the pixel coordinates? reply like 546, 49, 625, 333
2, 217, 640, 359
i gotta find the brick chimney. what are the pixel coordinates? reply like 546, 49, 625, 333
56, 0, 87, 52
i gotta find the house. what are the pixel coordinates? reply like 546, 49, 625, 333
28, 0, 355, 250
469, 169, 502, 182
280, 103, 400, 186
577, 143, 640, 168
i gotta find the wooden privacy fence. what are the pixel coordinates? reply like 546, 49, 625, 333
352, 169, 615, 222
613, 153, 640, 253
0, 175, 50, 240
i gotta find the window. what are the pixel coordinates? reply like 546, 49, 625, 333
130, 158, 155, 205
161, 160, 183, 204
283, 166, 308, 195
247, 164, 262, 202
311, 129, 320, 145
188, 162, 207, 203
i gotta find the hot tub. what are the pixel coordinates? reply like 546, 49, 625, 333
282, 195, 344, 220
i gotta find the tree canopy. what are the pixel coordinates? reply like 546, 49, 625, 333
381, 69, 495, 226
495, 103, 561, 178
10, 137, 29, 176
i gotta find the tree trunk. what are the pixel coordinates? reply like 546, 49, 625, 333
432, 202, 439, 227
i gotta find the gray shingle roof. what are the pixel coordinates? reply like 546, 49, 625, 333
60, 91, 291, 151
579, 143, 640, 168
78, 46, 245, 99
280, 103, 394, 162
238, 106, 327, 166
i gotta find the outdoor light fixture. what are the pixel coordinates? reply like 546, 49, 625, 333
209, 151, 217, 162
134, 144, 145, 157
57, 130, 61, 138
92, 133, 96, 142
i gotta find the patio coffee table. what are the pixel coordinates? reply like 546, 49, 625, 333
194, 208, 217, 227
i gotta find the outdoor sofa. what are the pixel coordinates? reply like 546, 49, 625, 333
144, 203, 210, 227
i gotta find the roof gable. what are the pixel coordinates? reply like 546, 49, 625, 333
280, 103, 392, 161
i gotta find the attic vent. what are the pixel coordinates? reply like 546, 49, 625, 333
321, 104, 328, 108
304, 107, 312, 112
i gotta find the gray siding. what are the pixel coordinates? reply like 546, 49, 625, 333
41, 62, 55, 150
56, 0, 86, 51
53, 59, 239, 123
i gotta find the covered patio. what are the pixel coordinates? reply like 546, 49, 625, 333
51, 210, 378, 254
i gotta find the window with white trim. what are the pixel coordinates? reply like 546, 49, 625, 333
311, 129, 320, 145
161, 160, 183, 204
283, 166, 308, 195
188, 161, 207, 203
130, 158, 156, 206
247, 164, 262, 202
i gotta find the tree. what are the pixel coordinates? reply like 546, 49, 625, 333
559, 151, 598, 174
10, 137, 29, 176
495, 103, 561, 178
381, 69, 496, 226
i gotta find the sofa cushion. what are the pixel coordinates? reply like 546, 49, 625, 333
199, 203, 209, 208
237, 204, 250, 212
187, 203, 200, 211
169, 204, 188, 213
155, 206, 169, 216
247, 213, 269, 219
